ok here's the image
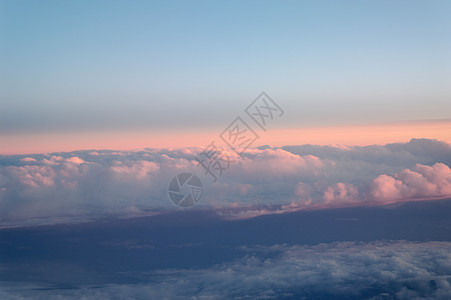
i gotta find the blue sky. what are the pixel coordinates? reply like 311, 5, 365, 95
1, 0, 450, 135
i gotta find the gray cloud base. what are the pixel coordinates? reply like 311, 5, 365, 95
1, 240, 450, 299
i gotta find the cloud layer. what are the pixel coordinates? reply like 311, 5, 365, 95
1, 138, 451, 227
2, 240, 451, 299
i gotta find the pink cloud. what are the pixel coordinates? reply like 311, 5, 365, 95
0, 138, 450, 227
235, 149, 327, 180
370, 163, 451, 202
7, 165, 56, 188
370, 175, 405, 202
20, 157, 37, 162
110, 160, 160, 179
323, 183, 359, 205
65, 157, 85, 164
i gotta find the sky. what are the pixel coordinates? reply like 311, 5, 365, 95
1, 1, 451, 299
1, 0, 451, 154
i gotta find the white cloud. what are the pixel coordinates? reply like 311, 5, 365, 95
0, 139, 450, 227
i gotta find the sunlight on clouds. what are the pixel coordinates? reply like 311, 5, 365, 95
0, 139, 450, 227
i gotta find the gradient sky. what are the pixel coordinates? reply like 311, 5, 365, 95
1, 0, 451, 152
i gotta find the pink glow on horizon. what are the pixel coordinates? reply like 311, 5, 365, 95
1, 120, 450, 155
265, 120, 451, 147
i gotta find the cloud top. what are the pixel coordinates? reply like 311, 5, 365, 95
2, 240, 450, 299
0, 138, 450, 227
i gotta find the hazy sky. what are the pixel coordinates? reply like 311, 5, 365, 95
1, 0, 450, 151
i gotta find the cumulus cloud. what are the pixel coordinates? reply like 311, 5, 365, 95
370, 163, 451, 202
110, 160, 160, 179
1, 240, 450, 299
0, 139, 451, 227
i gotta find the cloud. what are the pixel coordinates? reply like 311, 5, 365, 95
0, 139, 450, 227
323, 182, 359, 205
1, 240, 450, 299
6, 165, 57, 188
370, 163, 451, 202
110, 160, 160, 179
20, 157, 37, 162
